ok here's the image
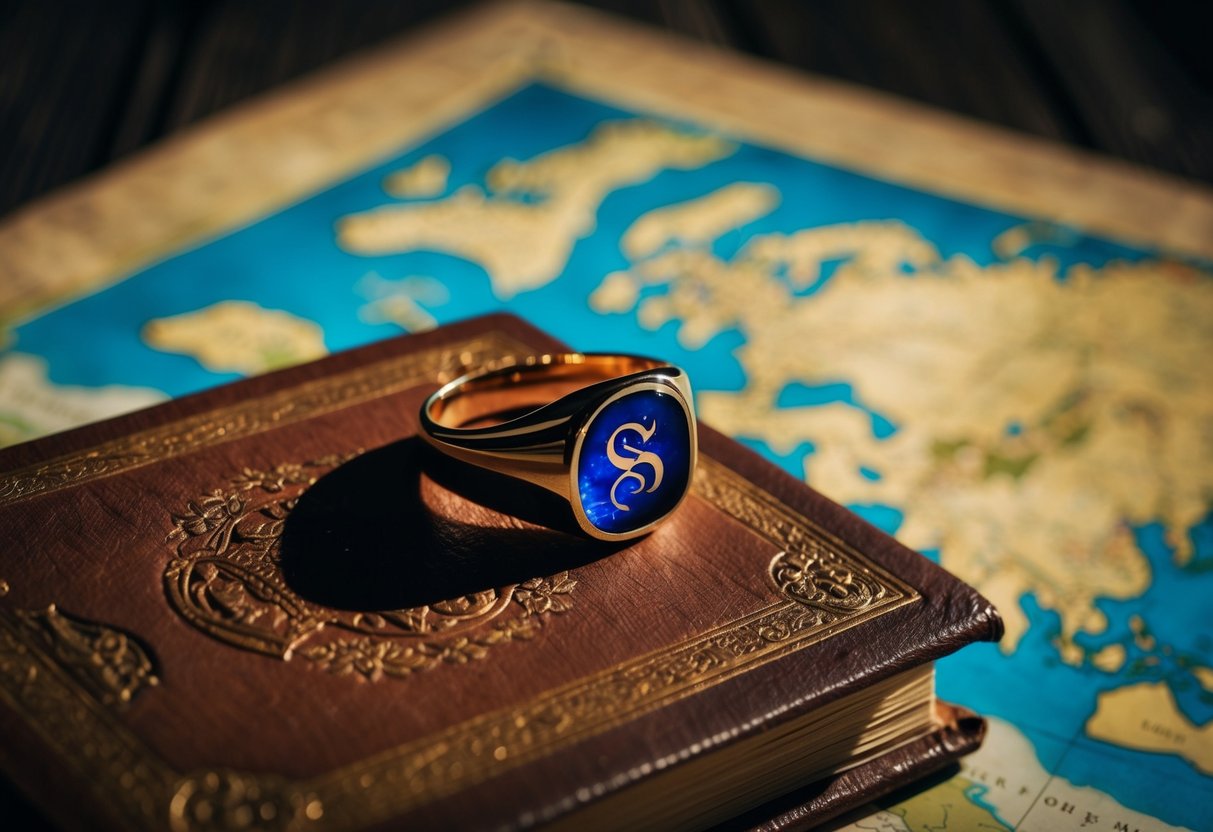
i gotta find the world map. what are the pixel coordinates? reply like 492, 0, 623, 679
2, 82, 1210, 830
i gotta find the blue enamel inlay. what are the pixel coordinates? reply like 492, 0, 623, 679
576, 390, 692, 535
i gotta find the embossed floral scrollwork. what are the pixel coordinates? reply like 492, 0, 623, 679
514, 573, 577, 615
769, 546, 886, 614
15, 604, 159, 707
164, 453, 580, 682
301, 613, 546, 682
170, 769, 320, 832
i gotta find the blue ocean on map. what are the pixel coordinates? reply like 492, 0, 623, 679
9, 82, 1211, 829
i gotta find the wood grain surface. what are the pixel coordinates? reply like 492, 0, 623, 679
0, 0, 1210, 219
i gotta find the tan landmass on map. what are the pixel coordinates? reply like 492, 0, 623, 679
1090, 643, 1128, 673
1193, 666, 1213, 693
1056, 638, 1086, 667
0, 353, 165, 448
745, 221, 939, 287
143, 300, 327, 375
596, 192, 1213, 658
336, 120, 734, 297
991, 221, 1078, 259
839, 717, 1192, 831
356, 272, 448, 333
1130, 615, 1157, 650
886, 776, 1010, 831
1087, 682, 1213, 775
621, 182, 779, 260
383, 154, 450, 198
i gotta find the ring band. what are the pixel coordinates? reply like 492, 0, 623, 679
419, 354, 697, 541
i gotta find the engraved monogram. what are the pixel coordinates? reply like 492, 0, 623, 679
607, 419, 665, 511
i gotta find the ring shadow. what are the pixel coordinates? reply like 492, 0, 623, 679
279, 437, 623, 611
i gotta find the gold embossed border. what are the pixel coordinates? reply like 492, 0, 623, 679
0, 608, 177, 830
0, 331, 917, 830
0, 332, 527, 505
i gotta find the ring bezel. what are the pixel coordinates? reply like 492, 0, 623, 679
567, 377, 698, 541
419, 354, 698, 541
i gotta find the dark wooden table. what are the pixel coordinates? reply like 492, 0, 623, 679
1, 0, 1211, 222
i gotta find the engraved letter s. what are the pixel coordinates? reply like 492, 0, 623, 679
607, 420, 665, 511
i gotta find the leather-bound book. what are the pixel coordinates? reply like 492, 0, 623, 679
0, 313, 1002, 831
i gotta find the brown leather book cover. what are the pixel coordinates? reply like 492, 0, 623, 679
0, 313, 1002, 831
